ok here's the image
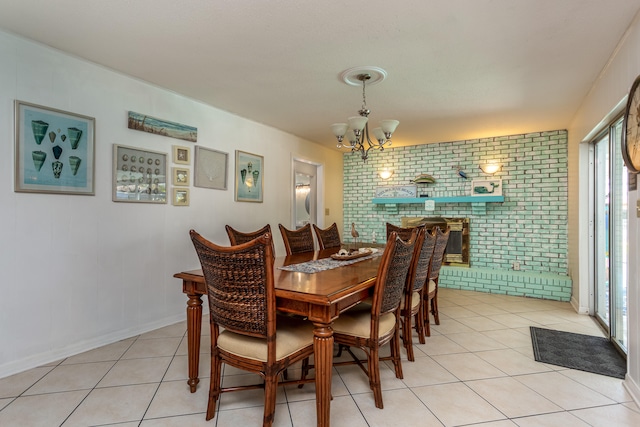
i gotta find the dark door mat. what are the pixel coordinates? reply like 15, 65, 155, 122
530, 326, 626, 379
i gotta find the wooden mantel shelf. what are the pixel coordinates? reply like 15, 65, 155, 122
372, 195, 504, 214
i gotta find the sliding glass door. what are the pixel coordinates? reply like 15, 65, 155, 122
592, 117, 628, 354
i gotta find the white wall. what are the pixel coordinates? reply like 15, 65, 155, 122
568, 11, 640, 405
0, 31, 344, 378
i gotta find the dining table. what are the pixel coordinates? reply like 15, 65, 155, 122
173, 247, 383, 427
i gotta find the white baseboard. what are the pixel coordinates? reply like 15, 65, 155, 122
0, 312, 187, 379
624, 374, 640, 408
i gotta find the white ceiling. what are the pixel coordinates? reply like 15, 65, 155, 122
1, 0, 639, 149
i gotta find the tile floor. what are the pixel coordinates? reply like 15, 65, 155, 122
1, 288, 639, 426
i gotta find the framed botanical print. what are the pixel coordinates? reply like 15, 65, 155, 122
235, 150, 263, 202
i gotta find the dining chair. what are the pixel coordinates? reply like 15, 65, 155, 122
331, 230, 417, 409
189, 230, 315, 426
312, 222, 342, 250
278, 223, 315, 254
385, 222, 424, 241
225, 223, 271, 245
423, 226, 450, 337
399, 226, 437, 361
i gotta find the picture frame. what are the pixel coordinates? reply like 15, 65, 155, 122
173, 188, 190, 206
235, 150, 263, 203
113, 144, 167, 203
173, 145, 190, 164
194, 146, 228, 190
172, 167, 190, 186
128, 111, 197, 142
14, 100, 96, 195
471, 179, 502, 196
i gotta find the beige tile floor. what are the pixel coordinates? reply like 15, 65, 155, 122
1, 288, 639, 426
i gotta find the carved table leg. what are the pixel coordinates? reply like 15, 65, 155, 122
186, 291, 203, 393
313, 322, 333, 427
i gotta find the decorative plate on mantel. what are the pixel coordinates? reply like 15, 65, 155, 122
374, 185, 417, 198
411, 173, 436, 184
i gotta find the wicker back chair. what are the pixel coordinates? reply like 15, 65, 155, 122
189, 230, 314, 425
332, 230, 417, 409
386, 222, 424, 241
278, 223, 315, 255
399, 226, 437, 361
423, 226, 450, 337
225, 224, 272, 245
312, 222, 342, 250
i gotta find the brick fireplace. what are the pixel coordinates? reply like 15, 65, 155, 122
402, 217, 470, 267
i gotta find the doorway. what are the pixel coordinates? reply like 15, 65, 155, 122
591, 116, 628, 354
293, 159, 319, 230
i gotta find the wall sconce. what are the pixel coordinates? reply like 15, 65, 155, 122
378, 169, 394, 180
479, 163, 502, 175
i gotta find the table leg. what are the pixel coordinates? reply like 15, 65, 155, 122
186, 290, 203, 393
313, 322, 333, 427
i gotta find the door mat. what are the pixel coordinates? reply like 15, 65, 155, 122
530, 326, 626, 379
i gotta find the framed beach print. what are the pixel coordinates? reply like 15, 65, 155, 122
172, 167, 190, 186
194, 146, 228, 190
113, 144, 167, 203
173, 145, 190, 164
173, 188, 190, 206
235, 150, 263, 202
14, 100, 95, 195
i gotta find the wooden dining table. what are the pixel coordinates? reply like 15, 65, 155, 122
173, 248, 382, 427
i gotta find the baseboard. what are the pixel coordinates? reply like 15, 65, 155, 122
0, 312, 187, 379
624, 374, 640, 408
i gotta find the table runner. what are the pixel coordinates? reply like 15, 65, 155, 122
278, 250, 383, 274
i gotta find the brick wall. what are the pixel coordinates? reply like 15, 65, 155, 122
343, 130, 571, 301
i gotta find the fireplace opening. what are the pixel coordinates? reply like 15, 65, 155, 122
401, 217, 470, 267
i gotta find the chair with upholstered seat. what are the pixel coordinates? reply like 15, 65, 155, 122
332, 230, 417, 409
225, 224, 271, 245
189, 230, 315, 426
312, 222, 342, 250
278, 223, 315, 254
399, 226, 437, 361
423, 226, 450, 337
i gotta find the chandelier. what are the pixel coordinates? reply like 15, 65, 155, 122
331, 66, 399, 162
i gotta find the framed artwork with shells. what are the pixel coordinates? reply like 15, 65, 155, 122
194, 146, 228, 190
235, 150, 263, 203
14, 100, 96, 195
112, 144, 167, 203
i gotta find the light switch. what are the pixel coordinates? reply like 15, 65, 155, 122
325, 208, 330, 216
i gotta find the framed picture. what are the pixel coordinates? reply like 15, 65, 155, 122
128, 111, 197, 142
235, 150, 263, 203
194, 146, 228, 190
471, 179, 502, 196
173, 145, 190, 164
173, 188, 190, 206
14, 100, 95, 195
113, 144, 167, 203
172, 167, 190, 186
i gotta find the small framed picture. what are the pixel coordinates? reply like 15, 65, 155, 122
471, 179, 502, 196
172, 167, 190, 186
173, 188, 190, 206
173, 145, 190, 164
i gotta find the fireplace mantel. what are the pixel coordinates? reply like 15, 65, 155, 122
372, 195, 504, 214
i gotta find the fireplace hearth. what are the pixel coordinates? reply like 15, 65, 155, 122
401, 217, 470, 267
